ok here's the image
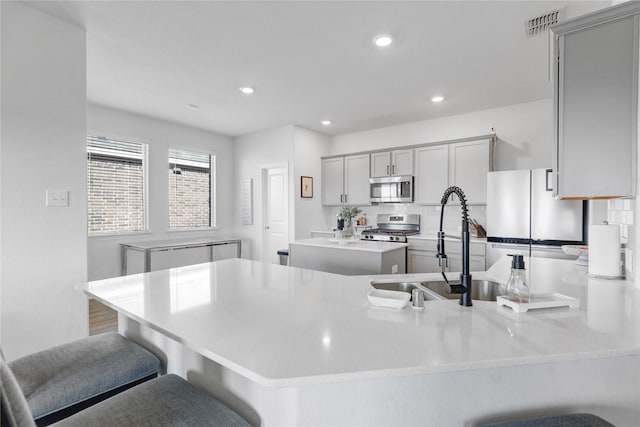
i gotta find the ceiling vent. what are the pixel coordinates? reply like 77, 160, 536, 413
526, 10, 561, 37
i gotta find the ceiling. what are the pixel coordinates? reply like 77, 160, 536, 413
27, 1, 611, 137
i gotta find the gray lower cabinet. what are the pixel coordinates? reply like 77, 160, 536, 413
407, 238, 486, 274
407, 249, 442, 274
552, 2, 639, 198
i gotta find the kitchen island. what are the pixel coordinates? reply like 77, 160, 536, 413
289, 237, 407, 275
78, 257, 640, 426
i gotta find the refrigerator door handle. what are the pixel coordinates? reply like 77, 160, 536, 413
545, 169, 553, 192
490, 243, 531, 250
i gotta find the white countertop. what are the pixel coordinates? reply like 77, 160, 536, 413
290, 237, 407, 252
79, 256, 640, 388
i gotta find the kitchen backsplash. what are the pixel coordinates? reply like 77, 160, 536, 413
318, 199, 636, 280
324, 203, 487, 238
605, 198, 635, 278
607, 199, 633, 243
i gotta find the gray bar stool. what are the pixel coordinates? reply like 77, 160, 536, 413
479, 413, 615, 427
4, 333, 160, 425
2, 355, 250, 427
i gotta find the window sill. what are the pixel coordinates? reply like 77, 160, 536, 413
168, 227, 219, 233
88, 230, 152, 240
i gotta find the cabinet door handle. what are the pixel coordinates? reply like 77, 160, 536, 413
545, 169, 553, 192
345, 194, 348, 203
340, 194, 343, 203
392, 164, 396, 175
387, 165, 390, 175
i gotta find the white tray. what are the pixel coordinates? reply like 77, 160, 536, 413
497, 293, 579, 313
367, 289, 410, 309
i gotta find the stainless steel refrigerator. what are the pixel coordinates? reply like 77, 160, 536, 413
486, 169, 586, 265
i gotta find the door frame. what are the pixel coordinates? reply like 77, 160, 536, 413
260, 163, 290, 264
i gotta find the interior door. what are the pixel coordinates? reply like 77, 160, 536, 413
264, 167, 289, 264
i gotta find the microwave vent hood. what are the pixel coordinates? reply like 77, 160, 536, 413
370, 175, 414, 203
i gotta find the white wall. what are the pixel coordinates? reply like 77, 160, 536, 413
315, 100, 553, 234
233, 125, 295, 262
1, 2, 88, 359
293, 127, 331, 239
87, 103, 235, 280
331, 99, 553, 171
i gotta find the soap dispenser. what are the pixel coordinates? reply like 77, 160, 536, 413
506, 254, 529, 303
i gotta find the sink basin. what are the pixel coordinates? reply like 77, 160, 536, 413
370, 278, 504, 303
419, 279, 503, 302
370, 281, 445, 301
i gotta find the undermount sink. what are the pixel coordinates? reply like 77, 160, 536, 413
370, 278, 503, 302
370, 281, 445, 301
419, 279, 502, 302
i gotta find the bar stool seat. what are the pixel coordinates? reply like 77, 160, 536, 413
53, 374, 251, 427
2, 356, 250, 427
479, 413, 614, 427
7, 333, 160, 425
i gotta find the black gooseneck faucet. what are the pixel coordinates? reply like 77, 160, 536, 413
436, 186, 473, 307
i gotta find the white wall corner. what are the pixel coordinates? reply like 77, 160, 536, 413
1, 1, 88, 359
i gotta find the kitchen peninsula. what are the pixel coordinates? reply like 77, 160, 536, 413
78, 256, 640, 426
288, 237, 407, 275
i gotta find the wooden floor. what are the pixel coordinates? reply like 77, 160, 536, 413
89, 299, 118, 335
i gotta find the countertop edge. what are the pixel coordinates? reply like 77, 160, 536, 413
82, 290, 274, 387
261, 348, 640, 388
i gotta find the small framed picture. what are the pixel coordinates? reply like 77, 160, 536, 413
301, 176, 313, 198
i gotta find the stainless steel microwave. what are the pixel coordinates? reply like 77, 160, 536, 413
369, 175, 414, 203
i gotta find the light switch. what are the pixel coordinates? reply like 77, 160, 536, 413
46, 190, 69, 207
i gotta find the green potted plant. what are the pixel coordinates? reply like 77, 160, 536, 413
338, 206, 361, 237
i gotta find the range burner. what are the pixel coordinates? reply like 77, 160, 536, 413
361, 214, 420, 242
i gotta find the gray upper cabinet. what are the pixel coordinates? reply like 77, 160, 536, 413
321, 157, 345, 206
344, 154, 371, 205
449, 139, 491, 204
414, 139, 492, 205
321, 154, 370, 206
370, 149, 413, 177
414, 145, 449, 204
322, 137, 493, 206
552, 3, 639, 199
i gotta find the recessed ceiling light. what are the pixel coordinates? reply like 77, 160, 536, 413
239, 87, 255, 94
431, 96, 444, 103
321, 120, 332, 126
185, 104, 200, 110
373, 34, 393, 47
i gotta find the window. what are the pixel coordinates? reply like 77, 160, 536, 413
87, 134, 148, 234
169, 148, 216, 229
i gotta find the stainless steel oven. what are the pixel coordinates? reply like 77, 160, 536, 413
361, 214, 420, 242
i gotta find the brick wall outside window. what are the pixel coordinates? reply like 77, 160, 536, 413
169, 165, 211, 228
88, 157, 144, 233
